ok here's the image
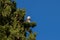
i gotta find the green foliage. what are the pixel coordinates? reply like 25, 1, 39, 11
0, 0, 36, 40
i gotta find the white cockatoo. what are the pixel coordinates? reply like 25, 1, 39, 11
26, 16, 31, 23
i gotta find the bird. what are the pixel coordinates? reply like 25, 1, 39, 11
26, 16, 31, 23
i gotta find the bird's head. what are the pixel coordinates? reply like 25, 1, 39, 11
27, 16, 31, 20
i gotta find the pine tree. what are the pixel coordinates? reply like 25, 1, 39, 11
0, 0, 36, 40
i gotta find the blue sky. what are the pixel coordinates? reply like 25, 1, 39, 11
16, 0, 60, 40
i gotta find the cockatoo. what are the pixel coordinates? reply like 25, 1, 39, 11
26, 16, 31, 23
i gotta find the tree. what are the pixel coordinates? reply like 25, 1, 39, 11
0, 0, 36, 40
